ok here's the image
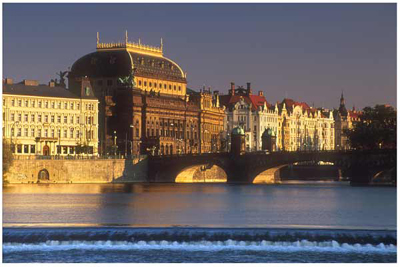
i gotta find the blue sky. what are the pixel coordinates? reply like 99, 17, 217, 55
3, 3, 396, 108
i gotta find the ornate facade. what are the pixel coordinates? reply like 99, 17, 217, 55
220, 82, 279, 151
68, 32, 224, 156
278, 99, 335, 151
220, 84, 336, 152
2, 78, 99, 156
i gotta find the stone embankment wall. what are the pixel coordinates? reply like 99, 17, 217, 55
5, 158, 148, 184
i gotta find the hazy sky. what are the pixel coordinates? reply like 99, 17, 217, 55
3, 3, 396, 109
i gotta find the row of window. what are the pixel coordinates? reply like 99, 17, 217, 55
146, 128, 198, 140
8, 113, 95, 125
138, 80, 182, 91
9, 127, 95, 139
7, 98, 92, 110
12, 144, 94, 155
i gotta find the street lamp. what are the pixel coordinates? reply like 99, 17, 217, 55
10, 121, 20, 153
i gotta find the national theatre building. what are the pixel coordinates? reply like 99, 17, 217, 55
68, 32, 224, 156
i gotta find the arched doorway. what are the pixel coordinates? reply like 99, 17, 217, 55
38, 169, 50, 181
43, 145, 50, 156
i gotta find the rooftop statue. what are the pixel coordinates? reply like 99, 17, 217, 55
118, 68, 136, 88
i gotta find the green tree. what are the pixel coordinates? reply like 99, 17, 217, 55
345, 105, 396, 150
2, 139, 13, 183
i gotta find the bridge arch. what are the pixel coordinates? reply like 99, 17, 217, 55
175, 164, 227, 183
252, 160, 338, 184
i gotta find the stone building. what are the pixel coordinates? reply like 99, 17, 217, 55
220, 82, 279, 151
333, 92, 361, 150
2, 78, 99, 156
68, 32, 224, 155
278, 99, 335, 151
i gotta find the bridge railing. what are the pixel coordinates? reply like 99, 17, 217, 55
12, 155, 148, 161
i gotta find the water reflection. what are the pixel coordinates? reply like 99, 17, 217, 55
3, 183, 396, 229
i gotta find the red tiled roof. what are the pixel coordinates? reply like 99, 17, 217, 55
219, 94, 269, 111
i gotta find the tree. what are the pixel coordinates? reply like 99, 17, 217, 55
345, 105, 396, 150
3, 139, 13, 183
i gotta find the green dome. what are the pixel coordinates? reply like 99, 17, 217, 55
231, 126, 245, 135
262, 128, 276, 137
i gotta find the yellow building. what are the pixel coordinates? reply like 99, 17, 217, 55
2, 78, 99, 156
279, 99, 335, 151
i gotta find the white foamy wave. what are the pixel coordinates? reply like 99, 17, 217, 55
3, 240, 396, 254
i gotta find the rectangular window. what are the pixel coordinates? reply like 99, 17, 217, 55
45, 115, 48, 123
70, 103, 74, 109
70, 116, 74, 123
17, 128, 21, 137
11, 99, 15, 106
64, 130, 67, 138
45, 101, 48, 108
30, 145, 35, 154
77, 103, 80, 110
51, 129, 55, 138
63, 146, 68, 154
18, 114, 22, 121
38, 129, 41, 137
57, 116, 61, 123
31, 114, 35, 122
11, 128, 14, 137
11, 113, 14, 121
24, 114, 28, 122
31, 128, 35, 137
18, 100, 22, 107
24, 145, 29, 154
76, 130, 80, 138
51, 102, 55, 109
58, 102, 61, 109
64, 103, 67, 109
17, 144, 22, 153
44, 129, 48, 137
51, 115, 55, 123
77, 117, 80, 124
64, 116, 67, 123
38, 101, 42, 108
70, 129, 74, 138
38, 114, 42, 122
24, 128, 28, 137
32, 101, 35, 108
25, 100, 29, 107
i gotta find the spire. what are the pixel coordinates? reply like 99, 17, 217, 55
160, 38, 163, 51
97, 32, 99, 45
138, 38, 141, 45
340, 90, 345, 106
125, 30, 128, 43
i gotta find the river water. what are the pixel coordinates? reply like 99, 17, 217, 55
3, 182, 397, 263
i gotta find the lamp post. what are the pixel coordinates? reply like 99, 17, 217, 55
10, 121, 20, 154
113, 130, 117, 156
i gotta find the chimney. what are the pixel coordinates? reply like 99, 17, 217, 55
247, 82, 252, 95
258, 91, 263, 96
23, 79, 39, 86
229, 82, 235, 95
4, 78, 13, 85
48, 81, 55, 87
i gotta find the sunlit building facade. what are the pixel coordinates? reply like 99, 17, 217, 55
68, 32, 225, 155
2, 78, 99, 156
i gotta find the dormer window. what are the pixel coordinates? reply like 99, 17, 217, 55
140, 58, 145, 65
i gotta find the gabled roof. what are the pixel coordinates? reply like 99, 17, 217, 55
219, 94, 270, 111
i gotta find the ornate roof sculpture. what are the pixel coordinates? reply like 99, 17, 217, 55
69, 31, 186, 83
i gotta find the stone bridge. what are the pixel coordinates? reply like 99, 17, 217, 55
147, 149, 396, 184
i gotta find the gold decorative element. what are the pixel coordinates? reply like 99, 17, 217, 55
97, 32, 99, 45
97, 34, 163, 57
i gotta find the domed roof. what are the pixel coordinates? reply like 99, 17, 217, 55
69, 49, 186, 83
231, 126, 245, 135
